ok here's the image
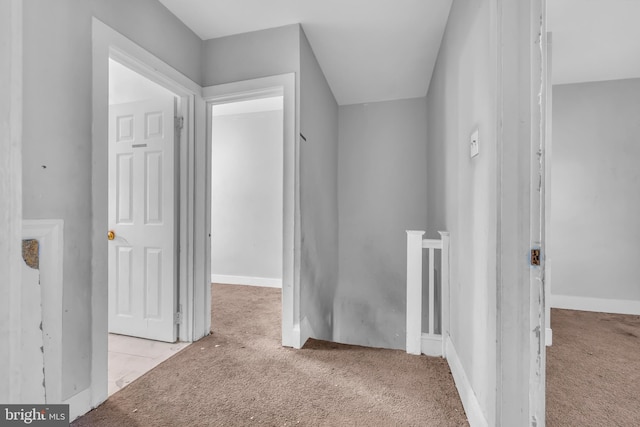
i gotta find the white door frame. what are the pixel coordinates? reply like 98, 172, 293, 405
495, 0, 546, 425
90, 18, 206, 411
203, 74, 301, 348
544, 31, 553, 346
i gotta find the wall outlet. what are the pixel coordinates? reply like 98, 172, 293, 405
470, 128, 479, 158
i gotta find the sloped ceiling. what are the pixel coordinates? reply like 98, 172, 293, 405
158, 0, 452, 105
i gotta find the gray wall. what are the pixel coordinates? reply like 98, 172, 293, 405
201, 25, 300, 87
0, 0, 22, 403
22, 0, 202, 400
210, 109, 283, 282
336, 97, 428, 349
426, 0, 497, 424
552, 79, 640, 302
299, 29, 340, 342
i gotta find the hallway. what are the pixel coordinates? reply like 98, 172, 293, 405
74, 284, 468, 426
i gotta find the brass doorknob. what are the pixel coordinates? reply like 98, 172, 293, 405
107, 230, 115, 241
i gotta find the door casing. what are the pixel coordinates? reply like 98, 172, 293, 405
90, 18, 206, 413
203, 74, 300, 349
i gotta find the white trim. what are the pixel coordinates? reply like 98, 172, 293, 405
22, 220, 64, 403
495, 1, 546, 424
546, 328, 553, 346
203, 74, 299, 349
420, 333, 442, 357
211, 274, 282, 288
551, 294, 640, 315
91, 18, 204, 417
64, 387, 92, 422
445, 337, 488, 427
299, 317, 313, 348
544, 31, 554, 352
422, 239, 443, 249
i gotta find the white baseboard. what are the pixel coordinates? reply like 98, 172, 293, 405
64, 387, 92, 421
445, 336, 488, 427
551, 294, 640, 315
211, 274, 282, 288
421, 333, 443, 357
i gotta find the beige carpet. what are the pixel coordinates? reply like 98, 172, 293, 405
73, 283, 468, 426
546, 308, 640, 426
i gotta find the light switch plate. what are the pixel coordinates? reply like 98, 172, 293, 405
470, 128, 479, 158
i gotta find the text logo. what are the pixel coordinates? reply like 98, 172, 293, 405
0, 405, 68, 426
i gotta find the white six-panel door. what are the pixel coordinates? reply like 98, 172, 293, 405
108, 98, 177, 343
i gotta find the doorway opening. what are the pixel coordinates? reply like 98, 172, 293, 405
203, 74, 299, 348
545, 3, 640, 422
210, 96, 284, 288
107, 58, 189, 396
209, 96, 284, 340
91, 19, 206, 414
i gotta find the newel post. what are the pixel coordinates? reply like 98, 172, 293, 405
406, 230, 425, 355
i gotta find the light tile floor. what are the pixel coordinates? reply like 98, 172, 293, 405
108, 334, 190, 396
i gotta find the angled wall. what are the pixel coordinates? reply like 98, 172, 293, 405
298, 29, 340, 342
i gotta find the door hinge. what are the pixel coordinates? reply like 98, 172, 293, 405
175, 116, 184, 130
174, 311, 182, 325
531, 248, 541, 266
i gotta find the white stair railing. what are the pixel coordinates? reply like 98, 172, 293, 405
406, 230, 450, 357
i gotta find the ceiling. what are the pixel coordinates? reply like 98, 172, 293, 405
158, 0, 452, 105
548, 0, 640, 85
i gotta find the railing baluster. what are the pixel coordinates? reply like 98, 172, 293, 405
428, 247, 435, 336
439, 231, 450, 357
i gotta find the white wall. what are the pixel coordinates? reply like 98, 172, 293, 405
210, 102, 283, 285
551, 78, 640, 312
426, 0, 497, 424
22, 0, 202, 401
336, 97, 428, 350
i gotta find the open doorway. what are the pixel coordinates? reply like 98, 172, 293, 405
106, 58, 189, 396
203, 74, 299, 349
91, 19, 206, 414
545, 2, 640, 424
210, 96, 284, 289
209, 95, 284, 347
209, 95, 284, 335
